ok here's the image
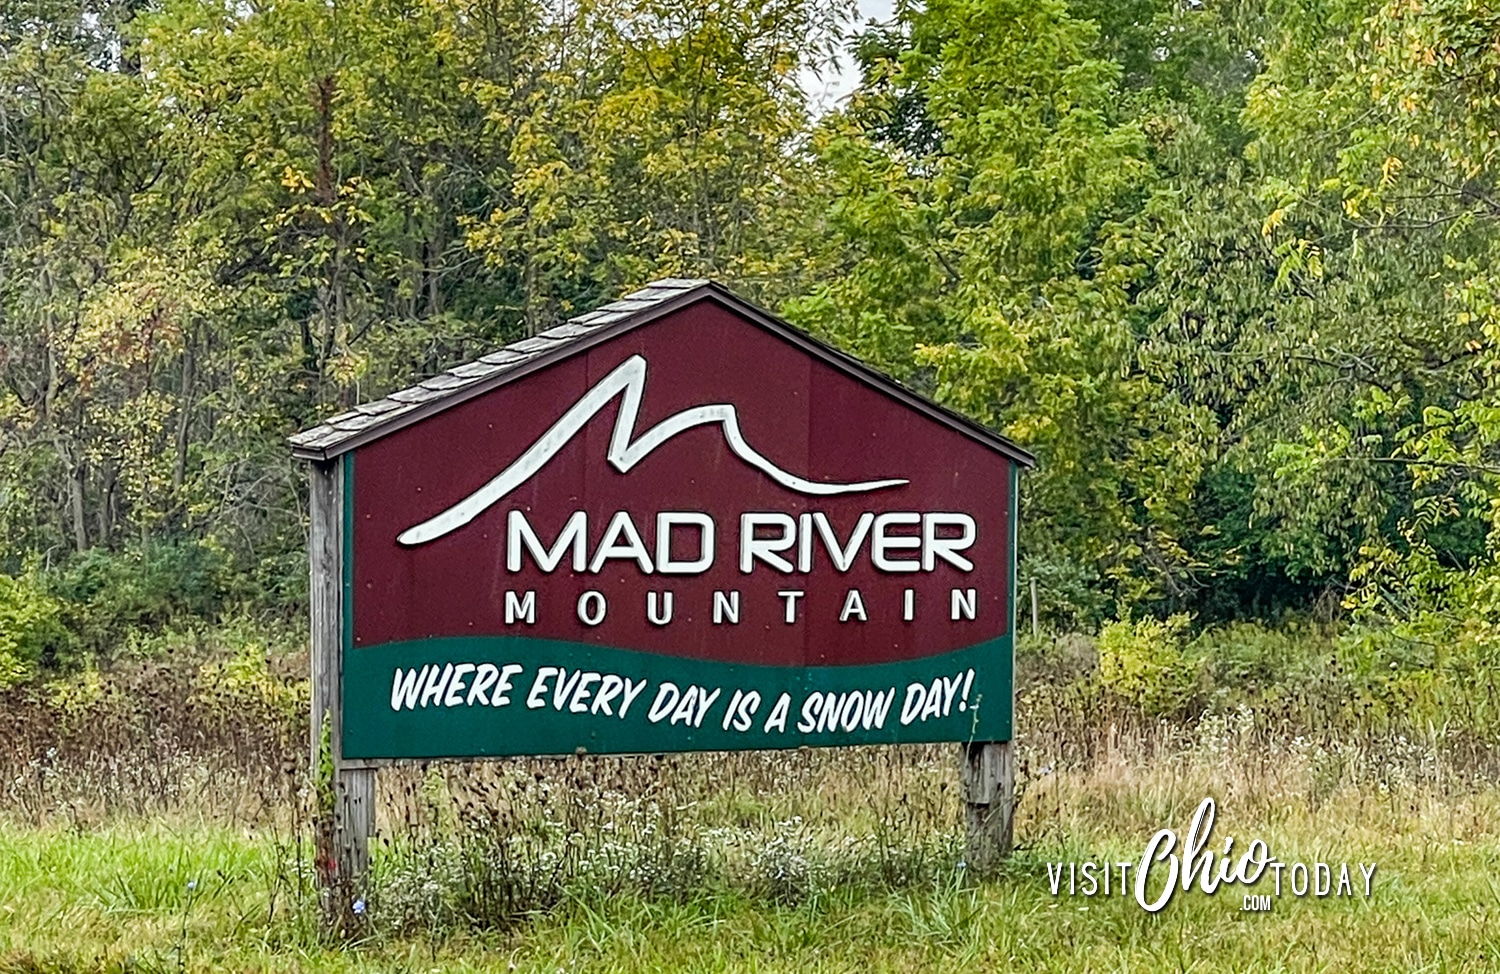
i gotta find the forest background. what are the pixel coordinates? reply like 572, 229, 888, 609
10, 2, 1500, 968
5, 0, 1500, 691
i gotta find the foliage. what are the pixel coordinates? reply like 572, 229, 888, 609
192, 621, 307, 723
8, 0, 1500, 645
1094, 614, 1201, 717
0, 574, 72, 684
41, 541, 230, 659
4, 628, 1500, 968
0, 0, 845, 658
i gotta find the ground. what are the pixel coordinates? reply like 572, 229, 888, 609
4, 722, 1497, 973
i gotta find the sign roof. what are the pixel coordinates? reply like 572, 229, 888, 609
289, 278, 1036, 468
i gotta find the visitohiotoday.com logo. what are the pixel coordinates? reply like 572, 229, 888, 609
1047, 798, 1377, 913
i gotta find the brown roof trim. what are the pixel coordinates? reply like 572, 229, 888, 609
290, 279, 1036, 469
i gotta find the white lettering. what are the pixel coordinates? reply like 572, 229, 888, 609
577, 590, 607, 626
508, 510, 586, 572
493, 663, 523, 706
741, 513, 796, 572
619, 677, 649, 718
391, 665, 427, 711
589, 511, 654, 573
796, 693, 821, 733
444, 663, 476, 707
504, 590, 536, 625
899, 682, 925, 725
838, 693, 864, 731
839, 588, 867, 622
647, 590, 674, 626
656, 512, 714, 573
811, 512, 873, 572
552, 668, 582, 710
723, 689, 760, 731
872, 513, 921, 571
568, 672, 601, 713
420, 663, 454, 708
777, 589, 805, 623
713, 590, 740, 624
922, 513, 976, 571
1137, 830, 1179, 913
763, 692, 790, 733
692, 686, 721, 727
797, 513, 814, 571
648, 682, 681, 723
467, 663, 498, 705
670, 688, 697, 725
526, 667, 556, 709
592, 674, 624, 715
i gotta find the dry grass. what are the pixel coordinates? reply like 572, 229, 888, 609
3, 630, 1499, 970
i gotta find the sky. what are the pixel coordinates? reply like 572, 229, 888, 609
798, 0, 896, 115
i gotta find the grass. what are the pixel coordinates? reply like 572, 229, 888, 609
3, 733, 1499, 973
5, 624, 1500, 971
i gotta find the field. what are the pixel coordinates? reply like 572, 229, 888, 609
3, 625, 1499, 973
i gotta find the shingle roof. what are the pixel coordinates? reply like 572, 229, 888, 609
289, 278, 1036, 468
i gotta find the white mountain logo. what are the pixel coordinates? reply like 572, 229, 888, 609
396, 354, 909, 546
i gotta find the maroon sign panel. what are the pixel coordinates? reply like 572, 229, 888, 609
334, 292, 1027, 758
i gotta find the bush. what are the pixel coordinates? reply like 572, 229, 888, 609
1095, 614, 1201, 718
43, 541, 230, 658
1020, 550, 1113, 632
1191, 621, 1325, 696
0, 573, 73, 686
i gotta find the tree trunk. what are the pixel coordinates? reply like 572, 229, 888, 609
68, 454, 89, 552
174, 333, 194, 496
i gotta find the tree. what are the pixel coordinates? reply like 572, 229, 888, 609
789, 0, 1215, 623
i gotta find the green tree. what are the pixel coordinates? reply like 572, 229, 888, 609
463, 0, 848, 326
790, 0, 1220, 623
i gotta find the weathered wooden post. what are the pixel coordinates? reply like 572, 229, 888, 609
1031, 577, 1039, 639
962, 463, 1021, 871
292, 278, 1033, 916
962, 740, 1015, 870
307, 456, 373, 922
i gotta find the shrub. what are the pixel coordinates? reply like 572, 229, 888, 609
43, 541, 229, 658
1191, 621, 1326, 696
1095, 614, 1201, 718
0, 573, 72, 685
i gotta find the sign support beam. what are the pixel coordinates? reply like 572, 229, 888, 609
962, 740, 1015, 873
310, 456, 373, 923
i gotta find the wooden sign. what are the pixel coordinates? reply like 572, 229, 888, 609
291, 279, 1034, 890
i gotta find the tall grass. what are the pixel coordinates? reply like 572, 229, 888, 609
2, 620, 1498, 970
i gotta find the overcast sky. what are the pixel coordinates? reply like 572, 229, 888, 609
798, 0, 896, 115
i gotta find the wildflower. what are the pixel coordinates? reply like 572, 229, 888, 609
352, 897, 366, 915
187, 880, 197, 891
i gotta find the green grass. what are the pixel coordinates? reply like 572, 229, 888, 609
4, 766, 1499, 973
6, 624, 1500, 972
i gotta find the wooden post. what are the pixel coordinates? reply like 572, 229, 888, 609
309, 457, 373, 924
962, 740, 1015, 874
